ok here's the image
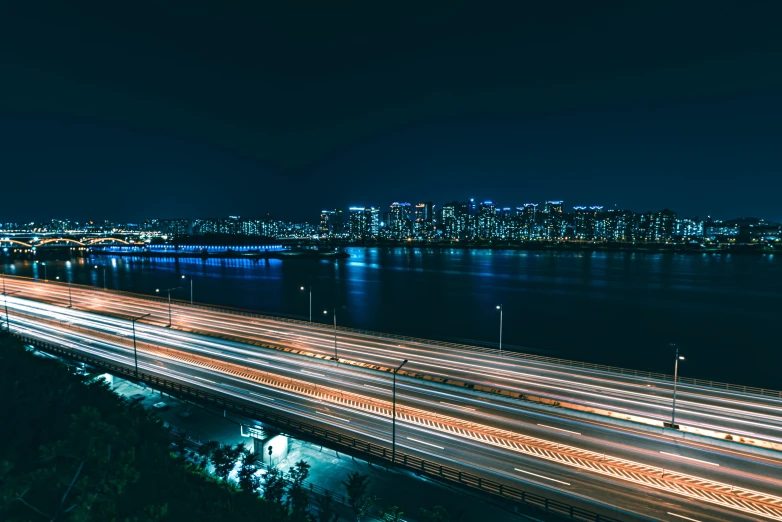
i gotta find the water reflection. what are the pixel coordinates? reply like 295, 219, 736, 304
1, 249, 780, 388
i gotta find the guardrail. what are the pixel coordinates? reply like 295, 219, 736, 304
6, 273, 780, 399
16, 332, 625, 522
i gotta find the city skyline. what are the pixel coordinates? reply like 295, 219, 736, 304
2, 195, 779, 245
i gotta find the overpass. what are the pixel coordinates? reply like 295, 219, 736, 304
2, 277, 782, 522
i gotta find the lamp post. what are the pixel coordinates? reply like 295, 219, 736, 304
181, 275, 193, 304
669, 344, 685, 429
156, 287, 181, 328
3, 290, 20, 334
324, 306, 346, 361
496, 304, 503, 354
392, 358, 409, 464
41, 262, 47, 282
301, 285, 311, 322
130, 313, 151, 378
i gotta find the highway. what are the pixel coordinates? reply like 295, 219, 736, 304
3, 276, 782, 521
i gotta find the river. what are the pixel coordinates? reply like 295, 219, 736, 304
3, 248, 780, 389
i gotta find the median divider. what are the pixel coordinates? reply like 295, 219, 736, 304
7, 290, 781, 456
178, 325, 782, 455
15, 332, 627, 522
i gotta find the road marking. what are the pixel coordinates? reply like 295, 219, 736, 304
514, 468, 571, 486
301, 370, 325, 377
315, 411, 351, 423
439, 401, 476, 411
363, 384, 386, 390
537, 424, 581, 436
248, 392, 275, 401
667, 513, 704, 522
660, 452, 719, 466
407, 437, 444, 450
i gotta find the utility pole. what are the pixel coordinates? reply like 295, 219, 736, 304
156, 287, 181, 328
130, 313, 151, 379
3, 290, 20, 334
669, 344, 685, 428
392, 359, 409, 464
496, 304, 503, 354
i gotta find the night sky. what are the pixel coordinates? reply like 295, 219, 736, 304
2, 2, 781, 223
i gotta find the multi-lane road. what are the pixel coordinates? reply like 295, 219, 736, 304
3, 276, 782, 521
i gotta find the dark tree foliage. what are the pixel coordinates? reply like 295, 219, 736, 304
315, 490, 340, 522
0, 336, 287, 521
211, 444, 244, 482
262, 467, 287, 507
237, 449, 262, 494
418, 505, 451, 522
287, 460, 311, 522
342, 472, 375, 522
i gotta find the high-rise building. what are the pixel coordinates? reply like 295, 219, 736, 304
319, 210, 337, 237
543, 201, 564, 240
387, 202, 412, 240
440, 203, 458, 239
364, 207, 379, 239
413, 202, 435, 239
475, 201, 498, 239
348, 207, 368, 240
675, 217, 704, 241
648, 209, 676, 242
573, 206, 602, 239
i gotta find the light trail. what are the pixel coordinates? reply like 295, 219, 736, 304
514, 468, 571, 486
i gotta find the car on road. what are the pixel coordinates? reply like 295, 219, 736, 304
178, 410, 192, 418
152, 402, 169, 410
129, 393, 146, 402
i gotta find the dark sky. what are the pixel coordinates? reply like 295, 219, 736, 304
1, 1, 781, 223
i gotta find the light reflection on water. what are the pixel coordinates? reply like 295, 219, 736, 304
2, 248, 781, 388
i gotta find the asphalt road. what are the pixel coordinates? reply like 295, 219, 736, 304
3, 277, 782, 521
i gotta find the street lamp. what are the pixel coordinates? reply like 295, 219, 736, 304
300, 285, 311, 322
156, 287, 181, 328
130, 313, 151, 378
181, 275, 193, 304
41, 262, 47, 282
668, 344, 685, 429
323, 306, 346, 361
93, 264, 106, 290
392, 358, 409, 464
496, 304, 503, 354
3, 290, 20, 334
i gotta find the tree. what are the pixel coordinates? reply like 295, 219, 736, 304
342, 471, 375, 522
288, 460, 311, 521
419, 505, 450, 522
380, 505, 404, 522
263, 466, 287, 507
237, 448, 262, 494
210, 443, 243, 482
173, 430, 189, 457
316, 490, 340, 522
195, 440, 219, 469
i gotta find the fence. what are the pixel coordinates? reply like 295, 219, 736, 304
6, 273, 780, 399
16, 332, 626, 522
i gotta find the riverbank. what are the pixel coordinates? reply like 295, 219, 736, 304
302, 239, 779, 255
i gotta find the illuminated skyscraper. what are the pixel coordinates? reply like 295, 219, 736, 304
364, 207, 379, 239
319, 210, 336, 237
475, 201, 498, 239
388, 202, 412, 240
348, 207, 367, 240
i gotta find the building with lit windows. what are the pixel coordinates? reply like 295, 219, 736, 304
319, 210, 337, 237
387, 202, 412, 240
475, 201, 498, 239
